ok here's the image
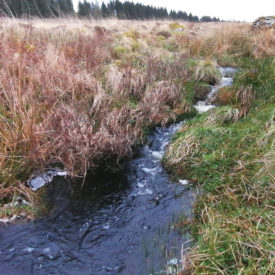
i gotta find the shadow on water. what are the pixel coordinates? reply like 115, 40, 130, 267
0, 122, 196, 275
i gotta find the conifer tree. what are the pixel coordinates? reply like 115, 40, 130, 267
0, 0, 220, 21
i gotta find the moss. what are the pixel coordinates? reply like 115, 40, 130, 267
111, 45, 127, 59
157, 35, 166, 41
124, 29, 140, 40
169, 22, 185, 31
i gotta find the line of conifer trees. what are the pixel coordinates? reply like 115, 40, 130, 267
0, 0, 74, 17
78, 1, 220, 22
0, 0, 220, 22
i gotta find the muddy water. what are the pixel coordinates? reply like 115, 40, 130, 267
0, 67, 237, 275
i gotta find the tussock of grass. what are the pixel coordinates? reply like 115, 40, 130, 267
0, 18, 199, 210
193, 59, 221, 85
173, 22, 275, 65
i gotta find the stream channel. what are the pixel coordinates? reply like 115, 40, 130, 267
0, 67, 237, 275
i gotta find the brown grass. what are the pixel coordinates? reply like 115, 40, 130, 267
0, 18, 191, 207
0, 17, 274, 212
174, 22, 275, 62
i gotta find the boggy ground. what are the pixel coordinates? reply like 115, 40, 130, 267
0, 17, 274, 273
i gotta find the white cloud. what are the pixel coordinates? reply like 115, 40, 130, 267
73, 0, 275, 22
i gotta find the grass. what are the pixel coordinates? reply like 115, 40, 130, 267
0, 16, 274, 274
164, 49, 275, 273
0, 18, 206, 214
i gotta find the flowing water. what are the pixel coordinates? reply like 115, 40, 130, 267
0, 67, 237, 275
194, 67, 238, 113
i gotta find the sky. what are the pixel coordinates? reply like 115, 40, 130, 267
73, 0, 275, 22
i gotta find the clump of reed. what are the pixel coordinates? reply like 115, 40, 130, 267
0, 18, 194, 210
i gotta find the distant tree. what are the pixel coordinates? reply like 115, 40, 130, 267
114, 0, 124, 19
200, 16, 212, 22
0, 0, 220, 21
90, 1, 102, 18
169, 10, 177, 19
0, 0, 75, 18
188, 12, 194, 21
193, 15, 199, 22
107, 1, 116, 16
65, 0, 74, 14
78, 0, 92, 17
101, 2, 110, 17
213, 17, 220, 22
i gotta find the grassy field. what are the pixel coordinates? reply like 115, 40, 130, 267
0, 17, 274, 273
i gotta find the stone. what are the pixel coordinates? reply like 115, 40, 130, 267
178, 179, 189, 185
27, 237, 41, 248
39, 242, 60, 260
252, 16, 275, 30
174, 27, 184, 32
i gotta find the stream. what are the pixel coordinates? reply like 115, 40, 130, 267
0, 67, 237, 275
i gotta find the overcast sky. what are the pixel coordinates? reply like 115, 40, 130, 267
73, 0, 275, 22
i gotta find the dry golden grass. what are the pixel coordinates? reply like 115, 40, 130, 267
174, 22, 275, 62
0, 18, 192, 207
0, 17, 274, 214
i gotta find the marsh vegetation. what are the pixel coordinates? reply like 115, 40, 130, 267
0, 17, 274, 274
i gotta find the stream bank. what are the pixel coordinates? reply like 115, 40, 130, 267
164, 59, 275, 273
0, 122, 195, 275
0, 67, 237, 275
